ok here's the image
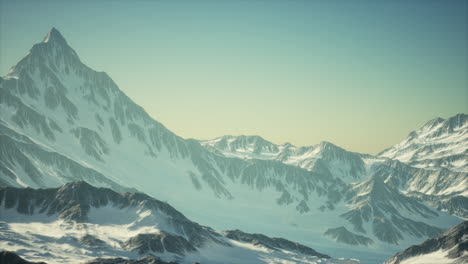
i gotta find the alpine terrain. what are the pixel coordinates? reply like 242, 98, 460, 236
0, 182, 357, 264
385, 220, 467, 264
0, 28, 466, 263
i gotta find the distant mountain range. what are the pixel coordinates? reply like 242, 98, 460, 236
0, 28, 466, 263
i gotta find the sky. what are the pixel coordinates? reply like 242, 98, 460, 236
1, 0, 467, 154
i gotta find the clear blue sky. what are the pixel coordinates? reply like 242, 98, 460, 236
1, 0, 467, 154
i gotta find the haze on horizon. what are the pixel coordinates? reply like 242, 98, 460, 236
1, 0, 467, 154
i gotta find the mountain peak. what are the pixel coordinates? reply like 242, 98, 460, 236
8, 27, 82, 77
317, 141, 343, 152
43, 27, 67, 45
422, 117, 445, 130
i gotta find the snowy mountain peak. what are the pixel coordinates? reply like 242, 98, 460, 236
200, 135, 367, 183
444, 113, 467, 130
379, 113, 468, 171
8, 27, 81, 77
421, 117, 445, 130
43, 27, 67, 45
317, 141, 341, 152
420, 113, 467, 137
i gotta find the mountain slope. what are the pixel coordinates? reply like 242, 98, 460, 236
200, 135, 466, 240
379, 114, 468, 172
200, 136, 368, 183
0, 182, 355, 264
385, 221, 467, 264
0, 28, 345, 209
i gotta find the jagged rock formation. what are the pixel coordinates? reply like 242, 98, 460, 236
0, 183, 359, 264
0, 252, 178, 264
0, 251, 47, 264
200, 137, 368, 183
120, 232, 196, 255
79, 234, 106, 248
0, 181, 224, 249
223, 229, 330, 258
86, 255, 177, 264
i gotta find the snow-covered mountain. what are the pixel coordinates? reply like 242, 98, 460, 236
385, 220, 467, 264
379, 114, 468, 172
0, 28, 466, 263
377, 115, 468, 219
0, 28, 344, 212
0, 182, 357, 264
200, 137, 368, 183
200, 135, 468, 226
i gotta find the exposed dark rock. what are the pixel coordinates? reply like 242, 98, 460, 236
385, 221, 467, 264
108, 118, 122, 144
86, 255, 177, 264
324, 226, 374, 246
79, 234, 106, 248
121, 232, 196, 255
224, 229, 330, 258
71, 127, 109, 161
409, 191, 468, 218
0, 251, 47, 264
341, 173, 444, 244
0, 181, 225, 249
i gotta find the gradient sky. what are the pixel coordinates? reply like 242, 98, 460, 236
1, 0, 467, 154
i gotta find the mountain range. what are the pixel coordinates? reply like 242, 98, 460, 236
0, 28, 466, 263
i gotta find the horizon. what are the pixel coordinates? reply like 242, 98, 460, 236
1, 0, 467, 154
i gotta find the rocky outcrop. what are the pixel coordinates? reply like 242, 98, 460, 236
0, 181, 225, 249
121, 232, 196, 255
86, 255, 177, 264
385, 221, 468, 264
79, 234, 106, 248
0, 251, 47, 264
224, 229, 330, 258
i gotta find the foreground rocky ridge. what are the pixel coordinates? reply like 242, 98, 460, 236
0, 251, 176, 264
0, 251, 46, 264
0, 182, 346, 264
0, 181, 226, 249
385, 220, 467, 264
223, 229, 330, 258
